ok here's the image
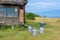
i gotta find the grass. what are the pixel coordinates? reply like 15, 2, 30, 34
26, 19, 40, 29
25, 19, 56, 28
0, 26, 60, 40
0, 19, 60, 40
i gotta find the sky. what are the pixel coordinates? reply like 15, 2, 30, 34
25, 0, 60, 17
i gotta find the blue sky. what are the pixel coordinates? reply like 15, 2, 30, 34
25, 0, 60, 17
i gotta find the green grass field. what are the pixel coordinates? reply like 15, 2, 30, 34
0, 19, 60, 40
0, 27, 60, 40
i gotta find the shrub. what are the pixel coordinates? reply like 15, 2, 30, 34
25, 12, 40, 20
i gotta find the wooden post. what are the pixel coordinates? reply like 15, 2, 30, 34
19, 5, 25, 25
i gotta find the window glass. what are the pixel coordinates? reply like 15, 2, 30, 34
0, 7, 18, 17
6, 7, 18, 17
0, 7, 6, 16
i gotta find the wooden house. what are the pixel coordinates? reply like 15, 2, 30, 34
0, 0, 27, 25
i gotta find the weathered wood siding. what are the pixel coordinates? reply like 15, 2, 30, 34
0, 0, 27, 25
0, 0, 27, 5
0, 7, 19, 25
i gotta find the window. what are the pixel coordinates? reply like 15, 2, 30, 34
0, 7, 18, 17
0, 7, 19, 24
6, 7, 18, 17
0, 7, 6, 17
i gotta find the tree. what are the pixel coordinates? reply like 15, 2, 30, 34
25, 12, 40, 20
25, 12, 35, 20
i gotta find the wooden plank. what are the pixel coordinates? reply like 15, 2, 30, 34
0, 0, 27, 5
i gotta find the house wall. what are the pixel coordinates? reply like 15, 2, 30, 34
0, 5, 25, 25
19, 5, 25, 25
0, 0, 27, 25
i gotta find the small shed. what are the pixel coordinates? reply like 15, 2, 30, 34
0, 0, 28, 25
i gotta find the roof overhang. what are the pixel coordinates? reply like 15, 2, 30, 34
0, 0, 28, 6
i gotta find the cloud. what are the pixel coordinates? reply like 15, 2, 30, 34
26, 0, 60, 13
26, 0, 60, 17
27, 2, 56, 6
26, 2, 60, 11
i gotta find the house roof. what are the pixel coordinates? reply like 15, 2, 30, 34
0, 0, 28, 5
